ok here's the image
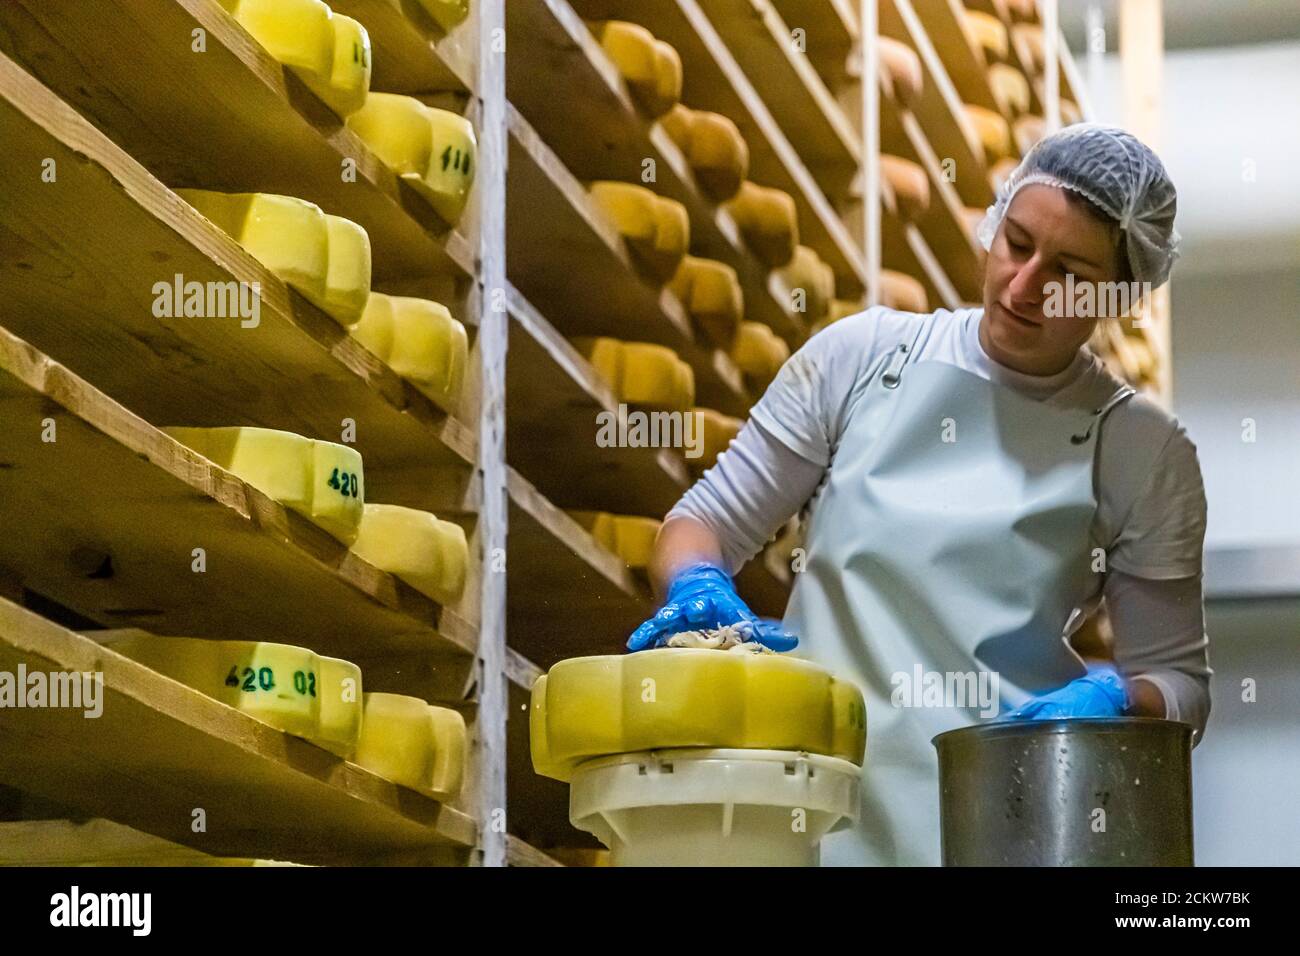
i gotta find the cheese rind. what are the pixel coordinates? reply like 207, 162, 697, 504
588, 182, 689, 281
176, 189, 329, 303
573, 337, 695, 413
163, 425, 364, 543
530, 649, 868, 782
668, 256, 743, 349
661, 106, 749, 201
879, 269, 929, 314
220, 0, 334, 74
723, 182, 798, 268
350, 293, 467, 407
877, 36, 923, 108
591, 21, 680, 117
314, 214, 372, 323
987, 63, 1030, 118
691, 407, 743, 471
349, 503, 468, 604
569, 512, 661, 570
729, 321, 790, 393
774, 245, 834, 322
302, 12, 372, 117
964, 104, 1013, 165
961, 9, 1009, 63
355, 693, 466, 798
879, 154, 931, 222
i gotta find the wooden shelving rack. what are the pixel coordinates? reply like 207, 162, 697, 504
0, 0, 1152, 868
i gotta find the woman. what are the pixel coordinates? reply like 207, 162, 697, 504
629, 124, 1212, 866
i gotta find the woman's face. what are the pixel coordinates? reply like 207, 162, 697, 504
981, 184, 1123, 376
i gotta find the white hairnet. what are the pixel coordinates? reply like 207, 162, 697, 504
977, 123, 1181, 288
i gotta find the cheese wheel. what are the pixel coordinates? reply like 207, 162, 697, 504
691, 407, 744, 471
1014, 114, 1046, 155
774, 245, 834, 322
300, 12, 371, 117
219, 0, 333, 74
987, 62, 1030, 117
729, 320, 790, 393
988, 156, 1020, 194
588, 181, 686, 280
645, 194, 691, 282
1013, 23, 1045, 73
650, 40, 683, 117
1060, 98, 1082, 126
317, 214, 372, 324
961, 9, 1009, 63
350, 293, 467, 407
668, 255, 744, 349
723, 181, 799, 268
108, 634, 363, 756
878, 36, 923, 108
176, 189, 329, 304
164, 426, 364, 543
346, 94, 477, 224
529, 649, 868, 782
349, 503, 468, 603
879, 154, 931, 222
355, 693, 466, 798
879, 269, 928, 313
591, 21, 678, 118
661, 106, 749, 202
573, 337, 696, 413
964, 104, 1014, 165
414, 0, 470, 33
569, 512, 661, 570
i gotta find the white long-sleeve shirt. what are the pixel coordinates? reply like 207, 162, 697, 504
671, 306, 1212, 741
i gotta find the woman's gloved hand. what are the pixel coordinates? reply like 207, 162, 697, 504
1007, 663, 1129, 720
626, 562, 798, 652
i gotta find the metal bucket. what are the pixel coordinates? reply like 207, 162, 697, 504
932, 718, 1194, 866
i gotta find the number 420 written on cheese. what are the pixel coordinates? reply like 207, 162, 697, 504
328, 468, 359, 498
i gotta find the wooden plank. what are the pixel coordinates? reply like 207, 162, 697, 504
697, 0, 861, 199
506, 104, 752, 418
910, 0, 1002, 115
505, 468, 652, 670
506, 0, 804, 346
0, 49, 477, 501
506, 834, 566, 866
330, 0, 475, 94
0, 818, 308, 866
0, 0, 473, 283
0, 325, 477, 661
879, 0, 993, 209
965, 0, 1044, 115
571, 0, 867, 297
0, 597, 477, 864
771, 0, 859, 90
506, 286, 691, 516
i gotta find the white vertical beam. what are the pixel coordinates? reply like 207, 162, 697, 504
861, 0, 880, 305
1042, 0, 1060, 131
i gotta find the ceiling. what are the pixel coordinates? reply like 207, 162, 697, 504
1057, 0, 1300, 52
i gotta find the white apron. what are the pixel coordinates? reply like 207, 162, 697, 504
785, 313, 1135, 866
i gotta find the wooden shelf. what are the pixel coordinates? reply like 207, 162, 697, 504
331, 0, 476, 94
697, 0, 861, 200
879, 0, 994, 210
506, 0, 805, 346
0, 48, 477, 498
506, 103, 752, 418
0, 0, 474, 284
506, 285, 692, 517
964, 0, 1043, 115
0, 596, 477, 865
0, 325, 477, 663
506, 834, 566, 866
910, 0, 1003, 116
571, 0, 867, 297
505, 469, 652, 671
770, 0, 860, 91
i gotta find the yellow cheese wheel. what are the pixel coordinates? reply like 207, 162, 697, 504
774, 245, 834, 322
650, 40, 683, 118
1060, 98, 1082, 126
645, 194, 691, 282
723, 181, 799, 268
961, 9, 1009, 63
1014, 114, 1046, 156
569, 512, 661, 570
668, 255, 744, 349
660, 106, 749, 202
346, 94, 477, 224
355, 693, 466, 798
877, 36, 923, 109
349, 292, 467, 407
691, 407, 744, 471
530, 649, 868, 782
317, 214, 372, 324
964, 104, 1013, 165
349, 503, 468, 603
414, 0, 470, 33
591, 21, 679, 118
987, 62, 1030, 117
1013, 23, 1045, 73
879, 269, 929, 313
879, 153, 931, 222
588, 181, 687, 280
176, 189, 329, 305
219, 0, 334, 75
729, 320, 790, 393
301, 12, 371, 117
163, 425, 364, 543
108, 634, 362, 756
573, 337, 696, 413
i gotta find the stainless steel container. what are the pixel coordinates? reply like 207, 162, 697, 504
932, 718, 1194, 866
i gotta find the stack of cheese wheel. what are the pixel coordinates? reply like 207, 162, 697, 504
729, 320, 790, 394
660, 106, 750, 202
722, 181, 799, 268
588, 181, 691, 282
589, 20, 682, 118
879, 154, 931, 223
573, 337, 696, 414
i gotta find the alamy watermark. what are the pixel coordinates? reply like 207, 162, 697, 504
596, 404, 704, 459
152, 273, 260, 328
0, 666, 102, 718
891, 665, 1000, 718
1043, 274, 1153, 322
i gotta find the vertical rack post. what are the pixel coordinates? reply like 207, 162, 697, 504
862, 0, 880, 306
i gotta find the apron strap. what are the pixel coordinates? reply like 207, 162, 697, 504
881, 316, 933, 390
1069, 384, 1138, 444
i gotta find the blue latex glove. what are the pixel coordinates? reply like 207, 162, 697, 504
627, 562, 798, 653
1008, 663, 1130, 720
